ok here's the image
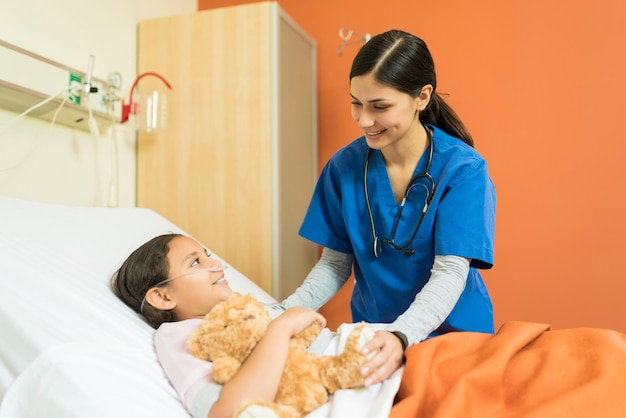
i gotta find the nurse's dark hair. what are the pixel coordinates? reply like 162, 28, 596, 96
111, 233, 183, 329
350, 29, 474, 147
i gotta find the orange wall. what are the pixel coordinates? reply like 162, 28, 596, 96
199, 0, 626, 333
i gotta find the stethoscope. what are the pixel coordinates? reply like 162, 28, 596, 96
364, 128, 435, 258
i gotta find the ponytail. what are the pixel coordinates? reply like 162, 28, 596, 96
421, 92, 474, 147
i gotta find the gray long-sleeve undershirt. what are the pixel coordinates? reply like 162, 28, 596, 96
282, 248, 468, 347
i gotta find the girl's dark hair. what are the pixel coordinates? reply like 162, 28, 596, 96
350, 29, 474, 147
111, 233, 183, 329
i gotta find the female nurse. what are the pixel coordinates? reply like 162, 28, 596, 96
283, 29, 496, 386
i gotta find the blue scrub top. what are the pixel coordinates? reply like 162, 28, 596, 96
299, 126, 496, 337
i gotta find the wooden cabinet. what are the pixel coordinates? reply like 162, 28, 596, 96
136, 1, 318, 299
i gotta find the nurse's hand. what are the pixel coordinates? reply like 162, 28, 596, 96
359, 330, 405, 385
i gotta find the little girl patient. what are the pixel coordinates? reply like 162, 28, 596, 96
111, 233, 336, 418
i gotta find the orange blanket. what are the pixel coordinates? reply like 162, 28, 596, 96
390, 321, 626, 418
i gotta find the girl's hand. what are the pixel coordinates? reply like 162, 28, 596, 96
268, 306, 326, 338
359, 330, 404, 385
209, 307, 326, 418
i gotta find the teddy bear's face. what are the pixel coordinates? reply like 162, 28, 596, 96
193, 293, 272, 363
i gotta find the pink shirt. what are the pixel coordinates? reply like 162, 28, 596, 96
154, 319, 212, 412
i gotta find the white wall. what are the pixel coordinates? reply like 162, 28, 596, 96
0, 0, 196, 207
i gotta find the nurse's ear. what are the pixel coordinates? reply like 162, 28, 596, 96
415, 84, 433, 112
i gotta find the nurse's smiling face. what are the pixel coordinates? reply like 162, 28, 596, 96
350, 73, 422, 150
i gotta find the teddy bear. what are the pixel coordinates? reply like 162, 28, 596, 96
187, 292, 376, 418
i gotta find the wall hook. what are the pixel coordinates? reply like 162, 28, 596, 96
337, 27, 371, 56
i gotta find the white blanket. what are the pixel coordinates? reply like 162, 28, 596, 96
307, 323, 403, 418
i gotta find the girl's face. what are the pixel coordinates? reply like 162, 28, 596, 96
350, 73, 422, 151
164, 235, 232, 320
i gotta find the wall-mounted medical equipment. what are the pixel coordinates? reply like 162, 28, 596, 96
121, 72, 172, 132
0, 39, 119, 133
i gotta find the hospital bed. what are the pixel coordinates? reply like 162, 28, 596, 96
0, 195, 277, 416
1, 195, 626, 418
0, 195, 399, 418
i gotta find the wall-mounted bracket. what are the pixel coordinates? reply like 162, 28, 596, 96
0, 39, 119, 133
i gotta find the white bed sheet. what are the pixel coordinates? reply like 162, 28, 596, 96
0, 195, 274, 416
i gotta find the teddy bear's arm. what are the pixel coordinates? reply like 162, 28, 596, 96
212, 356, 243, 384
291, 321, 322, 348
319, 324, 375, 393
